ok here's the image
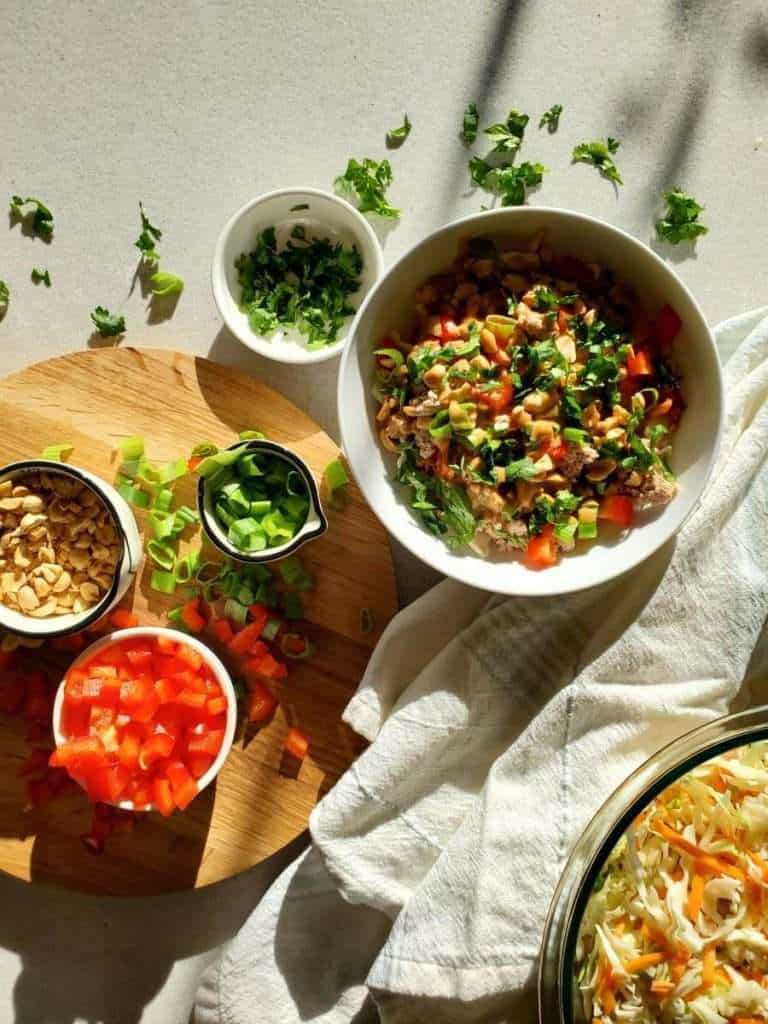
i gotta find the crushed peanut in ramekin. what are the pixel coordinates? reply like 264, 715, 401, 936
0, 472, 120, 618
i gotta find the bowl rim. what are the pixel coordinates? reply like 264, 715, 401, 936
338, 205, 725, 597
196, 438, 328, 564
537, 704, 768, 1023
211, 186, 385, 366
52, 625, 238, 813
0, 459, 128, 638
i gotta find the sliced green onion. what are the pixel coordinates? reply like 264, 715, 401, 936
153, 488, 174, 512
236, 454, 264, 478
281, 591, 304, 620
173, 505, 199, 529
117, 478, 151, 508
250, 499, 272, 516
136, 461, 163, 487
223, 598, 248, 626
577, 520, 598, 540
253, 580, 277, 606
120, 436, 145, 462
285, 470, 305, 496
239, 429, 265, 441
280, 633, 315, 660
147, 539, 176, 570
280, 495, 308, 520
197, 448, 243, 478
191, 442, 219, 460
174, 551, 200, 583
261, 511, 293, 542
41, 443, 73, 462
158, 457, 189, 484
236, 583, 255, 605
563, 427, 589, 445
554, 520, 578, 544
150, 510, 176, 540
166, 605, 190, 631
150, 569, 177, 594
324, 457, 350, 495
278, 555, 313, 589
374, 347, 404, 368
195, 561, 223, 585
261, 617, 281, 642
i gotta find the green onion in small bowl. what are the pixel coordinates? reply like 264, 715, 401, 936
196, 439, 327, 564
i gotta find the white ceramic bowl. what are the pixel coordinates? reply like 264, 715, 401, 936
339, 207, 724, 597
52, 626, 238, 812
197, 438, 327, 563
212, 187, 384, 365
0, 460, 143, 638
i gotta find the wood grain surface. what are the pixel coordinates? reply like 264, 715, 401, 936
0, 348, 398, 896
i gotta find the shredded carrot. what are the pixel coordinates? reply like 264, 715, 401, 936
709, 767, 728, 793
748, 850, 768, 882
650, 979, 675, 995
686, 872, 705, 922
701, 946, 716, 989
624, 952, 666, 974
669, 864, 684, 882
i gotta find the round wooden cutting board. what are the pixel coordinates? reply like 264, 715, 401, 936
0, 348, 398, 896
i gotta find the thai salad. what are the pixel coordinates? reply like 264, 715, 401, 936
371, 233, 684, 568
575, 741, 768, 1023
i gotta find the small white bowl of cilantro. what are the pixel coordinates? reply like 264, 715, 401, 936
212, 188, 384, 365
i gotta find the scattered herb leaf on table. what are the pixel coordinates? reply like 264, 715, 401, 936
656, 188, 709, 244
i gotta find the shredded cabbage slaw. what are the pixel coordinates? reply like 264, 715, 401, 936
576, 741, 768, 1024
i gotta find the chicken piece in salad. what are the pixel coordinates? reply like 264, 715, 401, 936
576, 741, 768, 1023
372, 233, 684, 568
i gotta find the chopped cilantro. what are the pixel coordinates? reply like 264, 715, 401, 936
461, 101, 480, 145
135, 202, 162, 264
386, 113, 411, 146
572, 138, 623, 186
483, 109, 529, 155
334, 158, 400, 219
655, 188, 708, 244
495, 162, 546, 206
0, 281, 8, 316
236, 225, 362, 347
539, 104, 563, 133
90, 306, 126, 337
437, 479, 477, 547
10, 196, 54, 239
31, 267, 51, 287
532, 285, 559, 310
560, 387, 583, 426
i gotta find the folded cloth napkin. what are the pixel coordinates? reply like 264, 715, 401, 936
195, 308, 768, 1024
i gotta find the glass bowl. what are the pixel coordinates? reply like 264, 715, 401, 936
538, 705, 768, 1023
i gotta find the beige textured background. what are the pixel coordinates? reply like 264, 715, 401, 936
0, 0, 766, 1020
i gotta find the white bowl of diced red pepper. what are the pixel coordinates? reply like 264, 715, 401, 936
51, 626, 237, 814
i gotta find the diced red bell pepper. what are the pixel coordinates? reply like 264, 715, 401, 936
139, 732, 175, 769
152, 777, 175, 817
176, 643, 204, 670
187, 729, 225, 757
185, 753, 214, 779
524, 524, 558, 570
626, 349, 654, 377
284, 727, 309, 760
484, 375, 514, 414
180, 600, 206, 634
599, 494, 635, 529
110, 608, 139, 630
155, 634, 177, 653
119, 676, 154, 711
130, 692, 160, 724
154, 677, 179, 704
174, 690, 207, 712
89, 705, 116, 734
247, 680, 277, 723
118, 724, 144, 769
247, 652, 287, 681
172, 670, 208, 694
125, 647, 153, 671
127, 781, 152, 809
166, 761, 198, 810
49, 736, 106, 770
230, 619, 265, 655
206, 696, 228, 717
61, 701, 90, 738
210, 618, 234, 644
654, 304, 682, 346
84, 764, 130, 804
439, 315, 461, 341
557, 309, 570, 334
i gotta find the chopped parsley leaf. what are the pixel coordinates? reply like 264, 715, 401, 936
10, 196, 54, 239
386, 113, 411, 146
483, 109, 529, 155
532, 285, 559, 310
461, 102, 480, 145
31, 267, 51, 287
539, 104, 563, 133
334, 158, 400, 219
572, 138, 623, 186
135, 202, 162, 264
236, 225, 362, 347
655, 188, 708, 245
90, 306, 126, 337
149, 270, 184, 296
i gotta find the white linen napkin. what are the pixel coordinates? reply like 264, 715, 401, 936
195, 308, 768, 1024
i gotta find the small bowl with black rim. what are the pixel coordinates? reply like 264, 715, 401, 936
196, 439, 327, 564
